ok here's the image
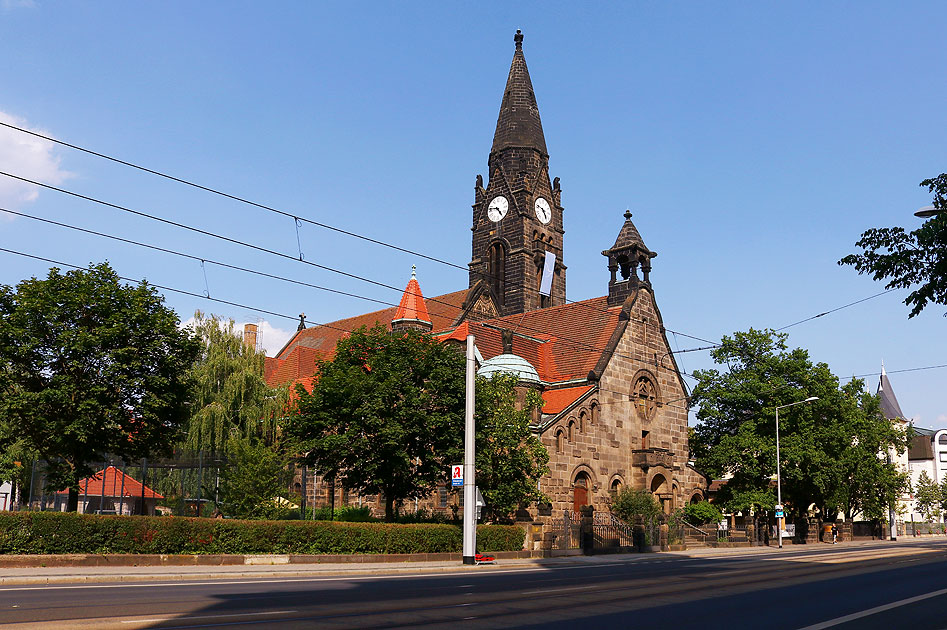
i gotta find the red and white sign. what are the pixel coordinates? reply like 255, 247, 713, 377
451, 464, 463, 487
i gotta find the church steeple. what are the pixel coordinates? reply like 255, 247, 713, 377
467, 30, 566, 319
491, 29, 547, 157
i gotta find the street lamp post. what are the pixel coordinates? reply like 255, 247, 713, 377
775, 396, 819, 549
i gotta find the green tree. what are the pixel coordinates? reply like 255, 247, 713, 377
0, 263, 199, 511
475, 373, 549, 522
610, 487, 661, 523
217, 436, 292, 519
184, 311, 289, 454
914, 470, 942, 523
691, 328, 909, 520
940, 478, 947, 516
840, 174, 947, 318
286, 325, 465, 521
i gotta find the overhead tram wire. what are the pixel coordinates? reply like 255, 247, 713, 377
0, 123, 716, 345
2, 124, 899, 346
0, 172, 706, 381
2, 173, 907, 386
0, 207, 397, 310
0, 245, 696, 413
0, 168, 905, 385
774, 289, 898, 331
841, 364, 947, 382
0, 247, 304, 328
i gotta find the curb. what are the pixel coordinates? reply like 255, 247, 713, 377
0, 550, 541, 569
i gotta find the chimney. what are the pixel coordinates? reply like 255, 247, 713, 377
243, 323, 259, 351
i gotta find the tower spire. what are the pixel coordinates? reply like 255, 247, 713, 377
491, 29, 547, 156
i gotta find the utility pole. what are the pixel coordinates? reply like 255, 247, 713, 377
462, 334, 477, 564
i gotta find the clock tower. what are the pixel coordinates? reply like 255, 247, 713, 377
466, 30, 566, 319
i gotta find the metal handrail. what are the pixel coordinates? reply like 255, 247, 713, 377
681, 520, 712, 540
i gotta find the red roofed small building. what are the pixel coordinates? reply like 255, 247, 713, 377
266, 32, 707, 545
56, 466, 163, 515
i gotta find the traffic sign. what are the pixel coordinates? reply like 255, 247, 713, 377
775, 510, 784, 518
451, 464, 463, 487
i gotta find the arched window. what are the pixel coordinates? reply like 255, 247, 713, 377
939, 434, 947, 445
590, 402, 599, 425
488, 243, 505, 306
568, 420, 575, 441
556, 430, 564, 453
579, 411, 588, 433
610, 479, 622, 498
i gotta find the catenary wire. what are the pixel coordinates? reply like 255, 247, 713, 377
0, 246, 698, 413
4, 245, 939, 413
0, 207, 397, 310
0, 174, 703, 380
0, 124, 718, 344
1, 123, 905, 344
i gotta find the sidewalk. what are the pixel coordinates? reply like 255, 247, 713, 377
0, 538, 940, 586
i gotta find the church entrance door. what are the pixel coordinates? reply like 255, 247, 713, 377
573, 473, 590, 513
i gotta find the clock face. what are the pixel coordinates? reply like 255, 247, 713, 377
534, 197, 552, 224
487, 195, 509, 222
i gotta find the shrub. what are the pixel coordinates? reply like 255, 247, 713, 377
682, 501, 723, 526
610, 488, 661, 523
0, 512, 524, 555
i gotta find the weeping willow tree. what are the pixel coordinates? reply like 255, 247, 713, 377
184, 312, 290, 454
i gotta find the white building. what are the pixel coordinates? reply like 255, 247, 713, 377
879, 365, 946, 525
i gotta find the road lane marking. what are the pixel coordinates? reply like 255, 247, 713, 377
522, 585, 587, 595
797, 587, 947, 629
119, 610, 297, 623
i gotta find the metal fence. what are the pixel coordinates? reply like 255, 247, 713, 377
9, 454, 231, 516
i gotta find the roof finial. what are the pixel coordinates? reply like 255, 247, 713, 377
514, 29, 523, 50
411, 264, 417, 280
624, 209, 632, 220
298, 313, 306, 332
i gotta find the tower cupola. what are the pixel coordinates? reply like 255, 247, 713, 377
391, 266, 433, 333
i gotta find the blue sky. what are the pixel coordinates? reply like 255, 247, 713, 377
1, 2, 944, 426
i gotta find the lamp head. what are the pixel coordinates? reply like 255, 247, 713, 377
804, 396, 819, 402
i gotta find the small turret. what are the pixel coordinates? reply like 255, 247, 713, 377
602, 210, 657, 306
391, 266, 433, 333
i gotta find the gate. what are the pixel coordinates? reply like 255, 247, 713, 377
556, 510, 582, 550
591, 511, 635, 552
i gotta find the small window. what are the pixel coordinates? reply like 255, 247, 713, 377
568, 420, 575, 441
939, 434, 947, 445
940, 453, 947, 463
556, 430, 564, 453
610, 479, 622, 497
438, 484, 448, 508
642, 430, 650, 450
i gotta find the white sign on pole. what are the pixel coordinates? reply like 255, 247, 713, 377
451, 464, 463, 487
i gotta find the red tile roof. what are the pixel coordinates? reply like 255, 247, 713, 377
481, 296, 619, 382
267, 289, 468, 386
57, 466, 163, 499
542, 386, 594, 415
268, 291, 622, 392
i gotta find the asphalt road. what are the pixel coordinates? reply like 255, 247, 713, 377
1, 540, 945, 629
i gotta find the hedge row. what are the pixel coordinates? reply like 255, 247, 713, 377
0, 512, 525, 555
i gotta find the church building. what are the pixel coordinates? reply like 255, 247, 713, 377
266, 31, 707, 537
